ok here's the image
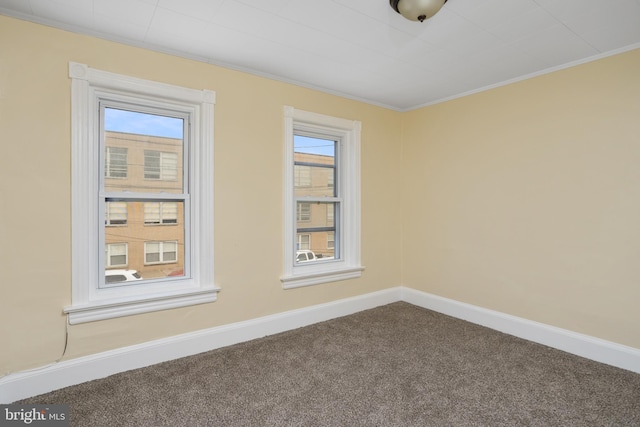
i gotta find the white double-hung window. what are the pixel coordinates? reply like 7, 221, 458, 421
65, 62, 217, 324
282, 106, 363, 288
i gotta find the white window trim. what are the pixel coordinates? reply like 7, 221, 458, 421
282, 106, 364, 289
65, 62, 218, 325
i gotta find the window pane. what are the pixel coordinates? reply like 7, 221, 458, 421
296, 201, 337, 263
294, 136, 336, 198
296, 231, 335, 262
104, 108, 184, 194
105, 201, 185, 284
297, 202, 335, 229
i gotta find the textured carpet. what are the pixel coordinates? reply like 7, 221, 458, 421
19, 302, 640, 426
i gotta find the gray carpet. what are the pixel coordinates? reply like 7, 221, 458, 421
19, 302, 640, 426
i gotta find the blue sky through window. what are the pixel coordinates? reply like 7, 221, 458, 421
294, 135, 335, 157
105, 108, 184, 139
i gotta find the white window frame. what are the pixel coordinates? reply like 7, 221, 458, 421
282, 106, 363, 288
65, 62, 218, 325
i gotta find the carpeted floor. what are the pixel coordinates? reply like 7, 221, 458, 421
19, 302, 640, 426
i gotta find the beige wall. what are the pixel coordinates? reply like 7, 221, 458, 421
402, 48, 640, 348
1, 14, 639, 376
0, 16, 403, 374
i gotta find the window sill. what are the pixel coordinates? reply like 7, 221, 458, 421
64, 287, 220, 325
281, 266, 364, 289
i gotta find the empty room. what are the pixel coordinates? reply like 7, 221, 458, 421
1, 0, 639, 425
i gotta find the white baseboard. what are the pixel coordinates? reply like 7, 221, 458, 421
0, 288, 401, 403
401, 287, 640, 375
2, 286, 638, 403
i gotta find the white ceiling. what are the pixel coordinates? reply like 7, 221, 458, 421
2, 0, 640, 111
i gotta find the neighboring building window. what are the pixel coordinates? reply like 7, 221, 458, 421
327, 204, 334, 223
106, 243, 127, 267
297, 234, 311, 250
145, 150, 178, 181
66, 62, 218, 325
105, 147, 127, 178
282, 106, 363, 288
144, 202, 178, 225
297, 202, 311, 222
294, 165, 311, 187
145, 241, 178, 264
105, 201, 128, 226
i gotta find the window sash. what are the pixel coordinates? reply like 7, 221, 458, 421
293, 132, 340, 265
99, 100, 189, 289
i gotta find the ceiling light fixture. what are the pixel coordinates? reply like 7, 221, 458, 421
389, 0, 447, 22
